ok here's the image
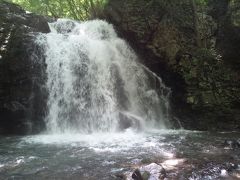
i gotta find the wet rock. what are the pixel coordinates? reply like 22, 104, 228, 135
0, 1, 51, 134
226, 163, 240, 179
224, 140, 240, 149
132, 169, 142, 180
227, 163, 239, 172
140, 163, 166, 180
130, 163, 166, 180
118, 112, 142, 131
51, 19, 76, 34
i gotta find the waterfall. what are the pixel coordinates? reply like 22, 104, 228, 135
35, 19, 171, 134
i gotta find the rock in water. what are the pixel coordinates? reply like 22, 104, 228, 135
224, 140, 240, 149
139, 163, 166, 180
132, 169, 143, 180
130, 163, 166, 180
118, 112, 142, 131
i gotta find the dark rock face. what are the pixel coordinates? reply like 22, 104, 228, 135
0, 1, 50, 134
209, 0, 240, 71
104, 0, 240, 130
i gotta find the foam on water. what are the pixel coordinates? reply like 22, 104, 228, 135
22, 129, 195, 156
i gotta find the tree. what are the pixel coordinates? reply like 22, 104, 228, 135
10, 0, 108, 20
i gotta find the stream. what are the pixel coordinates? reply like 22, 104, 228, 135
0, 130, 239, 179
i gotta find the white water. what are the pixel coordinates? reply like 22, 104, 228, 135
23, 129, 187, 156
36, 19, 171, 134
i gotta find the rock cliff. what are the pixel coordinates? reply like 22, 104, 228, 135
0, 1, 50, 134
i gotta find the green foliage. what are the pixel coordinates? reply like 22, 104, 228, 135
195, 0, 208, 6
10, 0, 108, 20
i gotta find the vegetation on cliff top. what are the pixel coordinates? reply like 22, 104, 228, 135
6, 0, 108, 20
4, 0, 218, 21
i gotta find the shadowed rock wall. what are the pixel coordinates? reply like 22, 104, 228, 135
103, 0, 240, 130
0, 1, 50, 134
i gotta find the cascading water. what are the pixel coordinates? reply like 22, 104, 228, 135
36, 19, 171, 134
3, 20, 239, 180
